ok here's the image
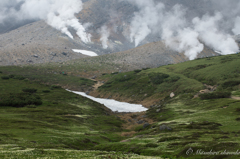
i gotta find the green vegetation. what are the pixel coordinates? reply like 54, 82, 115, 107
0, 93, 42, 107
22, 88, 38, 93
97, 54, 240, 101
1, 76, 10, 80
199, 91, 231, 99
98, 67, 203, 101
0, 74, 137, 158
1, 53, 240, 158
0, 65, 97, 91
148, 72, 170, 84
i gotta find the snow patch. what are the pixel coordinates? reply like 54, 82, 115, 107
67, 90, 148, 112
214, 50, 239, 54
72, 49, 98, 57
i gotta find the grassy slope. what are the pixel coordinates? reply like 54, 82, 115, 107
97, 54, 240, 101
0, 74, 160, 158
1, 54, 240, 158
92, 54, 240, 158
0, 65, 98, 91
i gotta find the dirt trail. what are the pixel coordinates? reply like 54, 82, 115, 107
93, 81, 104, 90
231, 96, 240, 100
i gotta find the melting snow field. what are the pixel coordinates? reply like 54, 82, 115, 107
214, 50, 239, 54
67, 90, 148, 112
72, 49, 98, 57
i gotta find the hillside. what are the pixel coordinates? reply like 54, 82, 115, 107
94, 53, 240, 104
1, 0, 240, 158
0, 72, 163, 159
0, 53, 240, 158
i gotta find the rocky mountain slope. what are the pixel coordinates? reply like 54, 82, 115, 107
0, 0, 235, 66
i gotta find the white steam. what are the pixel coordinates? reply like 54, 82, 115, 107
0, 0, 91, 43
233, 17, 240, 35
100, 25, 110, 49
193, 13, 239, 55
127, 0, 240, 60
129, 0, 164, 47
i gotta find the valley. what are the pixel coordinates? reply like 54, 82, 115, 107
0, 0, 240, 158
1, 53, 240, 158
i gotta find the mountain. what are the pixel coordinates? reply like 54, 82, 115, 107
0, 0, 229, 66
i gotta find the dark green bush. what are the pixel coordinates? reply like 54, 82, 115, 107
13, 75, 25, 80
8, 75, 15, 78
1, 76, 9, 80
50, 85, 62, 89
0, 93, 42, 107
134, 69, 142, 73
148, 73, 169, 84
199, 91, 231, 100
0, 71, 2, 73
42, 90, 50, 93
145, 143, 159, 148
185, 65, 211, 72
22, 88, 37, 93
221, 80, 240, 89
164, 76, 180, 83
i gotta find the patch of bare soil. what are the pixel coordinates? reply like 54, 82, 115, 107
231, 96, 240, 100
93, 81, 104, 90
194, 84, 217, 98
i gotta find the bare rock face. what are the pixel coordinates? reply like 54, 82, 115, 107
0, 0, 224, 66
0, 21, 89, 66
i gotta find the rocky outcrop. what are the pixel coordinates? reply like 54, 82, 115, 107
0, 0, 224, 66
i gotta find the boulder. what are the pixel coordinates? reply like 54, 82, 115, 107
159, 124, 172, 131
156, 109, 161, 113
143, 123, 150, 128
170, 92, 175, 98
137, 120, 145, 124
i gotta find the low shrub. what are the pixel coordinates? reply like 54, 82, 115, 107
199, 91, 231, 100
22, 88, 37, 93
50, 85, 62, 89
13, 75, 25, 80
142, 68, 150, 70
221, 80, 240, 89
42, 90, 50, 93
164, 76, 180, 83
0, 71, 2, 73
148, 73, 169, 84
134, 69, 141, 73
0, 93, 42, 107
145, 143, 159, 148
1, 76, 9, 80
8, 75, 15, 78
